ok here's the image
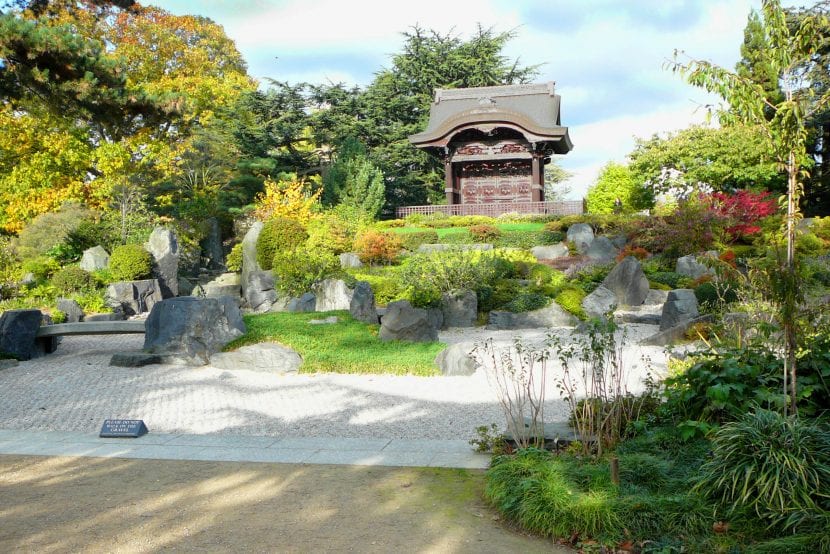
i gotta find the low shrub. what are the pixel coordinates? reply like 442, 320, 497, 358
347, 271, 403, 305
108, 244, 153, 282
373, 218, 405, 228
647, 271, 687, 289
21, 256, 60, 283
555, 286, 586, 319
615, 245, 649, 262
226, 243, 243, 272
468, 224, 501, 242
271, 247, 339, 296
51, 266, 96, 295
353, 230, 403, 265
693, 280, 738, 312
494, 230, 561, 249
694, 409, 830, 531
256, 216, 308, 270
306, 214, 353, 255
397, 229, 439, 252
501, 291, 549, 313
796, 232, 829, 256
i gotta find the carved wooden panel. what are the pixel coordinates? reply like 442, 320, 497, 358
458, 160, 532, 204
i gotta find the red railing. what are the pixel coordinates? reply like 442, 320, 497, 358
396, 200, 584, 218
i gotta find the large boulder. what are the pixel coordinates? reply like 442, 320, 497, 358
313, 278, 353, 311
56, 298, 84, 323
244, 270, 277, 313
581, 285, 618, 319
488, 303, 578, 330
143, 297, 245, 365
585, 236, 619, 263
198, 272, 242, 299
350, 281, 378, 324
602, 256, 650, 306
660, 289, 700, 331
210, 342, 302, 374
200, 217, 225, 270
79, 245, 109, 272
240, 221, 264, 307
566, 223, 594, 253
286, 293, 316, 313
676, 252, 716, 280
379, 300, 439, 342
440, 289, 477, 328
144, 227, 180, 298
434, 342, 477, 376
339, 253, 363, 269
530, 243, 569, 261
105, 279, 163, 316
0, 309, 53, 360
643, 314, 714, 346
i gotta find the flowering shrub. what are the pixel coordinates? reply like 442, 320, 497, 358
711, 190, 778, 243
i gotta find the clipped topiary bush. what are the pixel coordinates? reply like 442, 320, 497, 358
109, 244, 153, 282
256, 216, 309, 270
51, 266, 96, 295
354, 230, 403, 265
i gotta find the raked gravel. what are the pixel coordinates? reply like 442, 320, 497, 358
0, 324, 674, 441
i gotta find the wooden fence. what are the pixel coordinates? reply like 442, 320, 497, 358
396, 200, 585, 218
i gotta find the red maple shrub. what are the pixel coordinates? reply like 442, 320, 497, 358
711, 190, 778, 243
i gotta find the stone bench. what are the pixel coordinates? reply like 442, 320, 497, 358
35, 320, 146, 338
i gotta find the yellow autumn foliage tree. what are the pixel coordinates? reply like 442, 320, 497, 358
253, 174, 322, 224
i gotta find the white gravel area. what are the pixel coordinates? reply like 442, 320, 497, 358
0, 324, 672, 441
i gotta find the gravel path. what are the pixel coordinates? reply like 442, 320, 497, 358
0, 324, 670, 441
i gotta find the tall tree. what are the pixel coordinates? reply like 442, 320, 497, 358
668, 0, 830, 412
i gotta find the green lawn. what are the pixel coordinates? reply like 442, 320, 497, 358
225, 310, 446, 376
394, 222, 545, 237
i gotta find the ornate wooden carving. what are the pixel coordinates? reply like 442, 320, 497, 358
458, 160, 532, 204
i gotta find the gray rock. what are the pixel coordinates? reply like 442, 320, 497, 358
200, 272, 242, 299
585, 236, 619, 263
581, 285, 618, 319
109, 352, 164, 367
644, 289, 669, 305
566, 223, 594, 253
427, 308, 444, 332
530, 243, 569, 260
56, 298, 84, 323
602, 256, 650, 306
244, 270, 277, 313
240, 221, 264, 307
178, 276, 195, 297
145, 227, 180, 298
488, 303, 578, 330
105, 280, 156, 316
379, 300, 439, 342
0, 309, 47, 360
106, 279, 163, 316
676, 252, 716, 279
350, 281, 378, 324
209, 342, 302, 374
610, 234, 628, 249
200, 217, 224, 270
660, 289, 700, 331
339, 252, 363, 269
613, 306, 662, 325
417, 243, 493, 254
20, 272, 35, 287
85, 312, 125, 322
309, 316, 339, 325
79, 245, 110, 272
440, 289, 477, 328
434, 342, 477, 376
286, 293, 316, 313
643, 314, 714, 346
143, 297, 246, 365
313, 279, 353, 312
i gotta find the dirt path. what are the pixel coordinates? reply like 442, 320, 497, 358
0, 455, 568, 553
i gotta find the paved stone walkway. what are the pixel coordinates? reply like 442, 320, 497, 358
0, 428, 490, 469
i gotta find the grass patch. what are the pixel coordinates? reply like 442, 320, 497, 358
226, 310, 445, 376
393, 222, 544, 238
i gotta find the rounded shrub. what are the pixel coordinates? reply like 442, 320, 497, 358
226, 243, 243, 272
468, 224, 501, 243
502, 291, 550, 313
272, 247, 339, 296
109, 244, 153, 282
398, 230, 439, 252
51, 266, 96, 295
354, 230, 403, 265
555, 286, 587, 319
256, 217, 308, 270
21, 256, 60, 283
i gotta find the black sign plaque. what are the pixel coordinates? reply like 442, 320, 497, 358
99, 419, 148, 438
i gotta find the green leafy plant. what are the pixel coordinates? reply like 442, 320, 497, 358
225, 243, 243, 272
108, 244, 152, 282
469, 423, 507, 454
256, 216, 308, 270
51, 266, 96, 295
694, 409, 830, 530
21, 256, 60, 283
271, 247, 339, 296
396, 229, 439, 252
555, 286, 586, 319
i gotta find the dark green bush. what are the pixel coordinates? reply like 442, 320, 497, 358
502, 291, 549, 313
109, 244, 153, 282
397, 230, 439, 251
693, 281, 738, 312
256, 217, 308, 270
695, 409, 830, 531
51, 266, 96, 295
647, 271, 686, 289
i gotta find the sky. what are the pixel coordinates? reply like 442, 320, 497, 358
158, 0, 781, 199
